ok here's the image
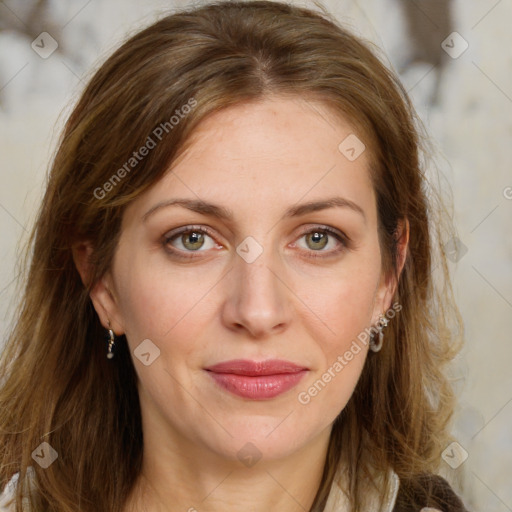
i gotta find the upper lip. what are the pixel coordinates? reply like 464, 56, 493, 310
205, 359, 308, 376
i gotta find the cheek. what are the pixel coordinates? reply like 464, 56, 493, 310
113, 249, 216, 351
300, 258, 381, 357
295, 270, 376, 419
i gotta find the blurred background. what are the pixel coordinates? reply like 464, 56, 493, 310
0, 0, 511, 510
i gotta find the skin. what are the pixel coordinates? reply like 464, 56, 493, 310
74, 95, 408, 512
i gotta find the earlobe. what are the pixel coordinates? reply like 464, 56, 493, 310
89, 277, 125, 334
72, 241, 125, 335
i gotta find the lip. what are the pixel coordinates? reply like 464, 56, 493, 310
205, 359, 309, 400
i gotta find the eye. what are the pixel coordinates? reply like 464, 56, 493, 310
163, 224, 349, 260
293, 226, 348, 259
163, 225, 219, 258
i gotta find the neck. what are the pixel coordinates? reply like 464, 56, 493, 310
123, 425, 332, 512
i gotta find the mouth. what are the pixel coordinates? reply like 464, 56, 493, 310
204, 359, 309, 400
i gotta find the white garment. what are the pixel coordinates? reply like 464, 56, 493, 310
323, 464, 442, 512
322, 463, 400, 512
0, 467, 37, 512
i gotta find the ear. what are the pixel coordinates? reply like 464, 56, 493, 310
372, 218, 409, 322
72, 241, 125, 335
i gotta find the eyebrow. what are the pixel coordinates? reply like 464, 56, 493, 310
142, 196, 366, 223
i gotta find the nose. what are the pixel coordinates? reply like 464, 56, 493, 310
220, 244, 293, 339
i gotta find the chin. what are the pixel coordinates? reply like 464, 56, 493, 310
204, 416, 317, 464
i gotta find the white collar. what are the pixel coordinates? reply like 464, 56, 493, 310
323, 463, 400, 512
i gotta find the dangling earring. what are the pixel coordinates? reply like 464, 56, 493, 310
369, 314, 389, 353
107, 327, 116, 359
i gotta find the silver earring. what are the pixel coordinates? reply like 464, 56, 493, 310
369, 315, 389, 353
107, 329, 116, 359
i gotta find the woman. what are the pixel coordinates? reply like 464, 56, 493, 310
0, 1, 469, 511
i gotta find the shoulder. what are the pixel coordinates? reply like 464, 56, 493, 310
393, 473, 470, 512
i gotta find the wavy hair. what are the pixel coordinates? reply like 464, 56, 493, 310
0, 1, 464, 510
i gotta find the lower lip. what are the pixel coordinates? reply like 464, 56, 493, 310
207, 370, 308, 400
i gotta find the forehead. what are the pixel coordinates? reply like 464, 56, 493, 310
174, 95, 368, 169
126, 95, 377, 226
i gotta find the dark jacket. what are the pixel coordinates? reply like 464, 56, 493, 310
393, 474, 470, 512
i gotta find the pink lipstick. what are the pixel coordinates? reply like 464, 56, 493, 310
205, 359, 308, 400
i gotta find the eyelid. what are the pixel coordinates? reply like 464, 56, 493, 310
164, 224, 217, 241
296, 224, 350, 243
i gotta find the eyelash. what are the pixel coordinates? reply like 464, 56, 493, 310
162, 225, 349, 261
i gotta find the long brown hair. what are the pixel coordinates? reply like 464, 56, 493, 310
0, 1, 464, 510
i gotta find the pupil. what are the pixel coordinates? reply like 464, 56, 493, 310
184, 231, 203, 250
309, 232, 327, 250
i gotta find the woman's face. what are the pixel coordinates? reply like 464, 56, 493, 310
94, 95, 398, 464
